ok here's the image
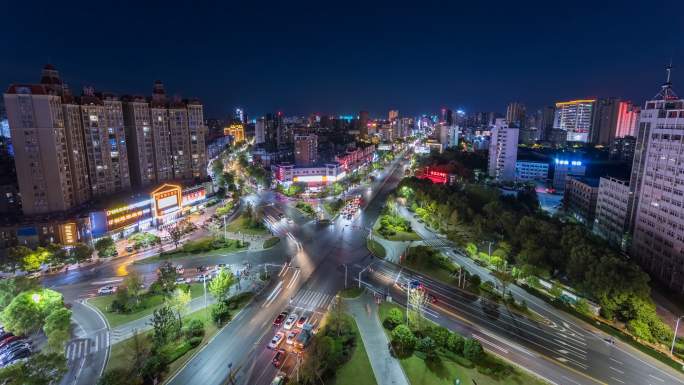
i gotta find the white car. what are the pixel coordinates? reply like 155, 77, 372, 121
194, 274, 212, 283
97, 286, 117, 295
268, 332, 285, 349
283, 314, 298, 330
175, 277, 190, 285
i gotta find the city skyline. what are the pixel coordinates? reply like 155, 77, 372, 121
2, 1, 683, 118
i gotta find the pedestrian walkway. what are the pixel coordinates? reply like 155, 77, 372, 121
372, 237, 411, 263
66, 329, 108, 362
345, 294, 410, 385
291, 289, 334, 311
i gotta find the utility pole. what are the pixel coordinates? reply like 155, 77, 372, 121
358, 263, 372, 289
223, 215, 227, 240
203, 274, 208, 320
343, 264, 348, 288
671, 315, 684, 355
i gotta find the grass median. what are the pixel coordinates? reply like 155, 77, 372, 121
89, 283, 205, 328
367, 238, 387, 258
331, 315, 378, 385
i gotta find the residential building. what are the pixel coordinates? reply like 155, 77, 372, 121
594, 177, 631, 248
505, 102, 526, 128
294, 133, 318, 167
358, 110, 369, 138
515, 160, 549, 182
488, 119, 519, 181
592, 99, 641, 145
630, 66, 684, 292
609, 136, 636, 163
255, 117, 266, 144
554, 99, 596, 143
564, 176, 599, 225
388, 109, 398, 122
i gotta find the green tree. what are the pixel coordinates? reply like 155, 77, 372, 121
151, 305, 179, 348
71, 243, 93, 264
0, 353, 67, 385
1, 289, 64, 335
168, 225, 183, 249
2, 246, 30, 272
446, 333, 465, 355
43, 307, 72, 353
391, 324, 416, 357
123, 271, 144, 306
156, 262, 178, 295
463, 338, 485, 362
95, 237, 116, 257
417, 336, 438, 361
22, 247, 51, 272
168, 288, 191, 326
208, 269, 236, 302
0, 277, 39, 311
97, 368, 136, 385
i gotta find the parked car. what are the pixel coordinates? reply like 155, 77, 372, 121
97, 286, 117, 295
268, 332, 284, 349
175, 277, 190, 285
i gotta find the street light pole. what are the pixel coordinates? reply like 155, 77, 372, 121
203, 275, 208, 321
671, 315, 684, 355
343, 264, 348, 288
223, 215, 227, 240
358, 263, 373, 289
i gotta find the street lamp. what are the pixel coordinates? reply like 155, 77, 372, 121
358, 263, 373, 289
31, 293, 41, 303
671, 315, 684, 355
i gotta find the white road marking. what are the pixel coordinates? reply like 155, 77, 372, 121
611, 376, 625, 384
610, 366, 624, 374
473, 334, 509, 354
562, 375, 583, 385
609, 357, 623, 365
649, 374, 665, 382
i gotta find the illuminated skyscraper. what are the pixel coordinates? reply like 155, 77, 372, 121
554, 99, 596, 142
505, 102, 526, 128
294, 133, 318, 167
488, 119, 518, 181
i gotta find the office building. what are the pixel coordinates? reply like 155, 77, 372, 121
225, 123, 245, 142
554, 99, 596, 142
515, 160, 549, 182
592, 99, 640, 145
551, 157, 586, 190
488, 119, 519, 182
505, 102, 526, 128
564, 176, 599, 225
630, 66, 684, 292
616, 101, 639, 138
540, 105, 555, 141
294, 133, 318, 167
388, 110, 399, 122
255, 117, 266, 144
594, 177, 631, 248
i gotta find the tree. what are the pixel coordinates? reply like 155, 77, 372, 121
168, 288, 191, 327
1, 289, 64, 335
463, 338, 485, 362
447, 333, 465, 355
431, 326, 451, 348
208, 269, 236, 302
71, 243, 93, 264
97, 368, 136, 385
95, 237, 116, 257
156, 262, 178, 295
2, 246, 30, 272
417, 336, 438, 361
22, 247, 51, 272
0, 353, 67, 385
0, 277, 38, 311
122, 271, 144, 306
43, 307, 72, 353
168, 225, 183, 249
391, 324, 416, 356
151, 305, 179, 348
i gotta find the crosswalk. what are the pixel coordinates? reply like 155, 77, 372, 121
291, 289, 334, 311
65, 330, 109, 362
420, 238, 450, 248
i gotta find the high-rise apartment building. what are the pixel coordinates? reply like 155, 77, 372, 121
388, 110, 398, 122
592, 99, 640, 145
554, 99, 596, 143
505, 102, 526, 128
358, 110, 369, 139
630, 67, 684, 292
294, 133, 318, 167
594, 176, 631, 248
122, 96, 156, 187
488, 119, 518, 181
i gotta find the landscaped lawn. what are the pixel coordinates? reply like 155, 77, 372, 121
226, 215, 269, 235
136, 241, 247, 264
377, 303, 549, 385
263, 236, 280, 249
373, 215, 420, 241
89, 283, 205, 328
331, 316, 377, 385
400, 247, 457, 286
106, 293, 253, 379
367, 239, 387, 258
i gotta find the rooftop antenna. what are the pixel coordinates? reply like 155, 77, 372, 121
655, 61, 678, 100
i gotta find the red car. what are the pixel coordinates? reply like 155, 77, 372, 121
272, 349, 287, 367
273, 312, 288, 327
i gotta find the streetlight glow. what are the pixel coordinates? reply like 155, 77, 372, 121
31, 293, 41, 303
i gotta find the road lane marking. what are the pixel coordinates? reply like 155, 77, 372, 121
609, 357, 623, 365
473, 334, 509, 354
610, 376, 625, 384
609, 366, 624, 374
562, 375, 583, 385
649, 374, 665, 382
286, 269, 300, 289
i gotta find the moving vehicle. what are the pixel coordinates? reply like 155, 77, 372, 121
273, 312, 288, 327
285, 330, 298, 345
194, 274, 212, 283
296, 316, 308, 329
294, 323, 313, 350
272, 349, 287, 367
283, 314, 298, 330
271, 374, 286, 385
97, 286, 117, 295
125, 246, 134, 253
268, 332, 285, 349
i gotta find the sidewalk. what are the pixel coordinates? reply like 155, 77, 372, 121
372, 237, 411, 263
345, 294, 410, 385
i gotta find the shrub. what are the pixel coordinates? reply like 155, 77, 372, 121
417, 336, 437, 361
463, 338, 485, 363
211, 301, 231, 325
469, 274, 481, 288
183, 319, 205, 339
188, 336, 203, 348
446, 333, 464, 355
383, 308, 404, 330
430, 326, 451, 348
391, 324, 416, 357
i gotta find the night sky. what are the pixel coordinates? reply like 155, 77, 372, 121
2, 0, 683, 118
